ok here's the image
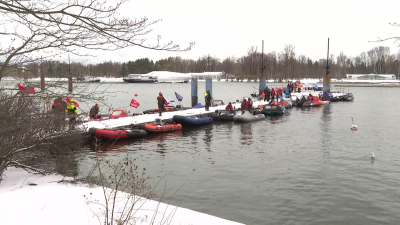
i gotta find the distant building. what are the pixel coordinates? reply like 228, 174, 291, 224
345, 74, 396, 80
190, 72, 224, 79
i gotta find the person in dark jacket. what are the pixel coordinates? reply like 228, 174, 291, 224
89, 103, 99, 119
264, 87, 270, 102
247, 98, 253, 113
157, 92, 166, 116
205, 90, 212, 111
308, 94, 313, 102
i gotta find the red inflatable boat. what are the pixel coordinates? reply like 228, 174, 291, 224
90, 128, 147, 140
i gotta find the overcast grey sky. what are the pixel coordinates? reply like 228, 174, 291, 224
74, 0, 400, 64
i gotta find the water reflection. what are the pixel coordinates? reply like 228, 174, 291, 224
202, 125, 214, 151
145, 130, 182, 155
319, 105, 332, 162
240, 124, 253, 145
265, 115, 283, 124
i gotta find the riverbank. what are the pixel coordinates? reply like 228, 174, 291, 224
332, 83, 400, 87
0, 167, 244, 225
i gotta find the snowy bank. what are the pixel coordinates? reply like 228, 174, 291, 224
0, 168, 244, 225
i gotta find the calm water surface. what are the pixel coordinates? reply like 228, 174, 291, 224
4, 80, 400, 224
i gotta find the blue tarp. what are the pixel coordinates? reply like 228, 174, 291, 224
318, 92, 333, 98
192, 103, 205, 108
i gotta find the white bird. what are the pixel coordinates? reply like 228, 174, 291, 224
371, 152, 375, 159
351, 117, 358, 130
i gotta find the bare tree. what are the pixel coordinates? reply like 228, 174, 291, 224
0, 0, 194, 80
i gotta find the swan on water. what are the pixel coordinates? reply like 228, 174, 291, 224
351, 117, 358, 130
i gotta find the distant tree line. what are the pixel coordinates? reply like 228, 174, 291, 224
9, 45, 400, 80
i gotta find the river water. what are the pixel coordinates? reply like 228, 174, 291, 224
3, 80, 400, 224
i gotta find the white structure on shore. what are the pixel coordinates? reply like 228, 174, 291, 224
145, 71, 191, 83
190, 72, 224, 80
345, 74, 397, 80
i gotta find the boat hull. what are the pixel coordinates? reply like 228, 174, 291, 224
233, 111, 265, 122
90, 128, 147, 140
173, 115, 213, 126
261, 105, 286, 115
215, 110, 236, 120
144, 123, 182, 132
123, 79, 157, 83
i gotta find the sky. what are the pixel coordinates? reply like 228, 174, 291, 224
60, 0, 400, 64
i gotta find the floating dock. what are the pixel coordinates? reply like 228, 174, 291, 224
81, 100, 268, 131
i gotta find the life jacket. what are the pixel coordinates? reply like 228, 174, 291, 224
66, 102, 78, 114
225, 104, 233, 110
241, 100, 247, 109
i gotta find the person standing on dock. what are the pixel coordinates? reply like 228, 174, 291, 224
264, 86, 270, 102
157, 92, 166, 116
205, 90, 212, 111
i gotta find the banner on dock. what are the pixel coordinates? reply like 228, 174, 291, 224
130, 98, 140, 108
17, 84, 35, 94
175, 92, 183, 101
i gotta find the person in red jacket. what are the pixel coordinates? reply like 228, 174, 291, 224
271, 88, 275, 100
240, 98, 247, 111
225, 102, 233, 110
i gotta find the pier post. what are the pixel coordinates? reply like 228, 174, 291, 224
40, 56, 45, 90
259, 78, 266, 94
68, 55, 72, 92
191, 77, 198, 107
205, 78, 213, 97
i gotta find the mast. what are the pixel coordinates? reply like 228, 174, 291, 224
323, 38, 331, 100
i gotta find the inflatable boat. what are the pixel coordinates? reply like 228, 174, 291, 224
89, 128, 147, 140
144, 121, 182, 133
303, 101, 322, 107
261, 105, 286, 115
233, 111, 265, 122
215, 110, 236, 120
173, 115, 213, 126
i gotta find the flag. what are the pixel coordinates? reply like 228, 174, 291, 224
175, 92, 183, 101
280, 98, 285, 106
66, 97, 79, 107
166, 97, 175, 106
130, 98, 140, 108
17, 84, 35, 94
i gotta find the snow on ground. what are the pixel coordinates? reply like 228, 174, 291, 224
0, 167, 245, 225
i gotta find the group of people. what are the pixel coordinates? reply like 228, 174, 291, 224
50, 96, 101, 122
260, 83, 296, 102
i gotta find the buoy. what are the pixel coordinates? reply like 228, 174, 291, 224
351, 117, 358, 130
135, 93, 138, 96
371, 152, 375, 159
